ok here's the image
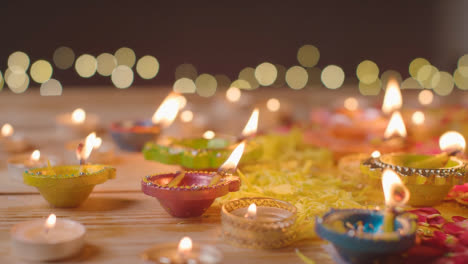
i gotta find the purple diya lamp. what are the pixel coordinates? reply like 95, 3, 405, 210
110, 92, 183, 151
141, 141, 246, 218
316, 169, 416, 264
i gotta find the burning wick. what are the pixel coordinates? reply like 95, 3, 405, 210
244, 203, 257, 220
31, 150, 40, 163
1, 123, 14, 137
203, 130, 215, 140
209, 141, 246, 186
178, 236, 192, 260
152, 92, 183, 128
381, 169, 409, 233
241, 108, 259, 139
44, 214, 56, 234
76, 132, 97, 165
72, 108, 86, 124
371, 150, 381, 159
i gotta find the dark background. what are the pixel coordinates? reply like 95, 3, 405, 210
1, 0, 466, 86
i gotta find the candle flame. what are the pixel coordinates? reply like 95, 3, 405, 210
94, 137, 102, 149
219, 141, 246, 174
31, 150, 40, 161
178, 236, 192, 254
241, 108, 259, 137
384, 111, 407, 139
45, 214, 56, 229
439, 131, 466, 152
382, 79, 402, 114
226, 87, 241, 102
72, 108, 86, 124
152, 92, 183, 127
1, 123, 14, 137
180, 110, 193, 123
203, 130, 215, 139
344, 97, 359, 111
244, 203, 257, 219
418, 90, 434, 106
382, 169, 410, 207
371, 150, 381, 159
412, 111, 425, 125
76, 132, 96, 161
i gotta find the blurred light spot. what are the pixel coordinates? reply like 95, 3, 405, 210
409, 58, 430, 78
195, 73, 217, 97
401, 77, 423, 89
458, 54, 468, 68
297, 44, 320, 67
53, 46, 75, 70
356, 60, 379, 84
266, 98, 280, 112
111, 65, 134, 89
8, 51, 30, 72
203, 130, 215, 139
239, 67, 259, 90
40, 79, 62, 96
231, 79, 251, 90
274, 64, 286, 86
381, 70, 402, 89
417, 65, 438, 88
0, 70, 4, 91
173, 78, 196, 93
180, 110, 193, 123
432, 71, 454, 96
175, 63, 197, 80
255, 62, 277, 86
136, 55, 159, 79
344, 97, 359, 111
412, 111, 425, 125
306, 67, 322, 87
30, 60, 53, 83
226, 87, 241, 102
418, 90, 433, 105
97, 53, 117, 76
215, 74, 231, 90
286, 66, 308, 90
178, 96, 187, 109
321, 65, 345, 89
75, 54, 97, 78
114, 47, 136, 68
6, 69, 29, 93
454, 68, 468, 90
359, 79, 381, 96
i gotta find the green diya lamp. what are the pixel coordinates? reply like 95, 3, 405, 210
361, 131, 467, 206
23, 133, 116, 208
143, 108, 262, 170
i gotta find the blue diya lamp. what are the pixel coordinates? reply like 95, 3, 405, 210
316, 208, 417, 264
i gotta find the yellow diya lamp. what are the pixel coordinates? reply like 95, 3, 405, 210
23, 133, 116, 208
0, 123, 34, 153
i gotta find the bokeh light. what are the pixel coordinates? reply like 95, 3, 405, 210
266, 98, 280, 112
53, 46, 75, 70
40, 79, 62, 96
321, 65, 345, 89
409, 58, 430, 78
8, 51, 30, 72
231, 79, 251, 90
111, 65, 134, 89
5, 69, 29, 93
359, 79, 381, 96
401, 77, 423, 89
431, 71, 454, 96
175, 63, 198, 80
412, 111, 425, 125
30, 60, 53, 83
285, 66, 308, 90
344, 97, 359, 111
97, 53, 117, 76
417, 64, 438, 88
114, 47, 136, 68
297, 44, 320, 67
180, 110, 193, 123
214, 74, 231, 90
195, 73, 217, 97
454, 68, 468, 90
418, 90, 434, 105
136, 55, 159, 79
254, 62, 277, 86
203, 130, 215, 139
356, 60, 379, 84
75, 54, 97, 78
173, 78, 196, 93
458, 54, 468, 68
226, 87, 241, 102
239, 67, 259, 90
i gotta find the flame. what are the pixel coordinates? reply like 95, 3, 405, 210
94, 137, 102, 149
382, 79, 402, 114
1, 123, 14, 137
71, 108, 86, 124
344, 97, 359, 111
77, 132, 96, 161
244, 203, 257, 219
382, 169, 410, 207
180, 110, 193, 123
31, 150, 40, 161
371, 150, 381, 159
226, 87, 241, 102
412, 111, 425, 125
242, 108, 259, 137
45, 214, 56, 229
384, 111, 407, 139
439, 131, 466, 152
152, 93, 183, 127
203, 130, 215, 139
178, 237, 192, 254
219, 141, 246, 173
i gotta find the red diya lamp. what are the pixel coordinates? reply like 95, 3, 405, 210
110, 92, 184, 151
141, 141, 245, 218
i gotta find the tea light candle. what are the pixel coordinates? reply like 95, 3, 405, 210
142, 236, 223, 264
1, 123, 33, 153
7, 150, 53, 182
56, 108, 99, 138
65, 134, 115, 164
11, 214, 86, 261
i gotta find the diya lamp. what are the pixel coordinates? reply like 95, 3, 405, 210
142, 236, 223, 264
23, 133, 116, 208
110, 92, 183, 151
221, 197, 298, 249
143, 108, 262, 171
316, 169, 416, 264
11, 214, 86, 261
0, 123, 33, 153
55, 108, 99, 138
141, 141, 245, 218
65, 133, 115, 164
7, 150, 56, 182
361, 131, 467, 206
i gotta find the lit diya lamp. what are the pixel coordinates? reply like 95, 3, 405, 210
7, 150, 56, 182
23, 133, 116, 208
143, 108, 262, 170
110, 92, 183, 151
141, 141, 245, 218
65, 133, 115, 164
0, 123, 33, 153
316, 169, 416, 264
55, 108, 99, 138
361, 131, 467, 206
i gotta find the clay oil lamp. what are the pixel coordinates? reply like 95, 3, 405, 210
316, 169, 416, 264
23, 133, 116, 208
110, 92, 183, 151
141, 141, 245, 218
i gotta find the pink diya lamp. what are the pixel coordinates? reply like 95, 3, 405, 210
141, 141, 245, 218
110, 92, 184, 151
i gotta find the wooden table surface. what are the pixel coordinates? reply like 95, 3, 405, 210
1, 86, 468, 264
